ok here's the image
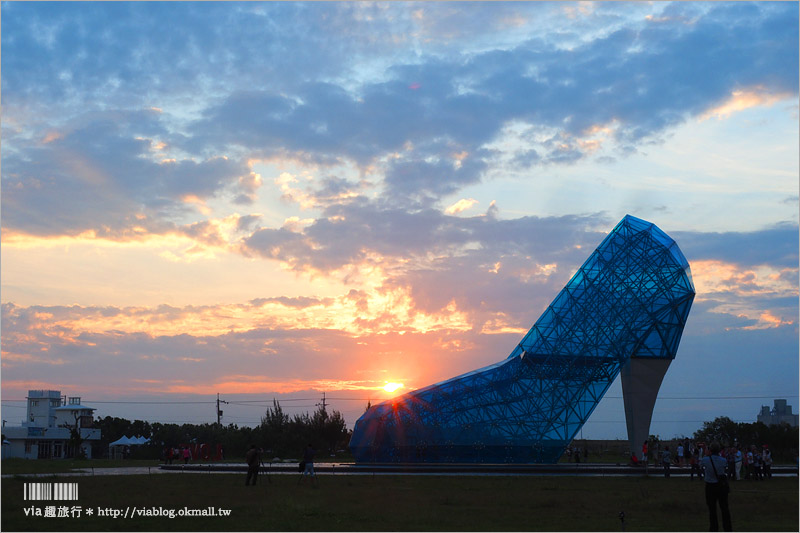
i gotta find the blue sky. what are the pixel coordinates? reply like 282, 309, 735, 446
1, 1, 798, 440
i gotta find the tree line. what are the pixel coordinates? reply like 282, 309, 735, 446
89, 408, 798, 463
92, 400, 351, 460
692, 416, 798, 462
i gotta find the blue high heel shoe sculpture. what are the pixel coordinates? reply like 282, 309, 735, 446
350, 215, 695, 463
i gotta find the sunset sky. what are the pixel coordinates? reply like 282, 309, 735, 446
2, 1, 798, 441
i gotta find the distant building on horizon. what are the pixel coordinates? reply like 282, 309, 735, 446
2, 390, 101, 459
757, 399, 798, 427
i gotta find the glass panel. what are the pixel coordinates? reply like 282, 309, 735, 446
351, 215, 695, 463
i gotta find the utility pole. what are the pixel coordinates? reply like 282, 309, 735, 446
316, 392, 328, 417
216, 393, 227, 425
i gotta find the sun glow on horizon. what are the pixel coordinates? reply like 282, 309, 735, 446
383, 382, 404, 393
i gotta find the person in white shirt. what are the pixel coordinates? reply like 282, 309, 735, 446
700, 441, 732, 531
734, 447, 743, 480
762, 446, 773, 479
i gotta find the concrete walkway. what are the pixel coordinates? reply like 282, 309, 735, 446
2, 466, 178, 478
160, 461, 799, 477
4, 462, 797, 478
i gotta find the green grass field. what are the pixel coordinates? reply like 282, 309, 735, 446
2, 472, 797, 531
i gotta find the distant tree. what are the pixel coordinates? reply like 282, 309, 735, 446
317, 407, 349, 454
258, 399, 289, 453
60, 412, 87, 458
693, 416, 738, 446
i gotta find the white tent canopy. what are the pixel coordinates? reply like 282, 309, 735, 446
108, 435, 150, 459
109, 435, 150, 447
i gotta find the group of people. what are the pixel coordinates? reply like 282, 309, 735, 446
650, 439, 777, 532
642, 438, 774, 480
164, 445, 193, 465
735, 444, 774, 480
565, 445, 588, 463
244, 443, 317, 487
653, 440, 735, 531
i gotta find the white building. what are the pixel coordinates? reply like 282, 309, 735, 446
2, 390, 101, 459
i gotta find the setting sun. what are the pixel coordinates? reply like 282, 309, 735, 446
383, 382, 404, 393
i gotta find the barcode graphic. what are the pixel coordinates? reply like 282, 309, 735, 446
23, 482, 78, 501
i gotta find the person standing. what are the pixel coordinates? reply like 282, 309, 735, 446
690, 450, 702, 481
677, 442, 685, 467
701, 441, 732, 531
734, 446, 743, 481
744, 446, 753, 479
762, 446, 772, 479
662, 446, 671, 478
183, 446, 191, 464
642, 440, 649, 463
726, 447, 735, 482
298, 443, 317, 486
751, 445, 762, 480
244, 444, 261, 486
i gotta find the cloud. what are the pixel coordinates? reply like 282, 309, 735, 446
1, 110, 253, 237
675, 223, 799, 269
242, 199, 606, 274
3, 2, 797, 237
700, 86, 795, 121
182, 2, 797, 199
445, 198, 479, 215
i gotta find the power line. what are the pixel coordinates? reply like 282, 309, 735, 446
1, 393, 796, 406
604, 395, 800, 400
0, 400, 216, 404
585, 419, 758, 424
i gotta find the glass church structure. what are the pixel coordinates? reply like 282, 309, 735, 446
350, 215, 695, 463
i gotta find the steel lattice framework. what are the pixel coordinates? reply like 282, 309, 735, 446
349, 215, 695, 463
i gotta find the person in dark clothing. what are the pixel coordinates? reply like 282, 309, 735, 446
690, 450, 702, 481
298, 444, 317, 486
701, 441, 732, 531
244, 444, 261, 486
662, 446, 671, 478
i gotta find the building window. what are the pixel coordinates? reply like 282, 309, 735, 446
38, 441, 52, 459
30, 400, 38, 407
50, 399, 61, 407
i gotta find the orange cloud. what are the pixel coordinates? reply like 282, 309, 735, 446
445, 198, 478, 215
739, 310, 795, 331
42, 131, 64, 144
1, 213, 256, 262
157, 377, 406, 396
701, 86, 793, 121
691, 260, 798, 299
563, 1, 594, 19
4, 281, 474, 342
691, 259, 798, 330
480, 314, 528, 335
181, 194, 212, 216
